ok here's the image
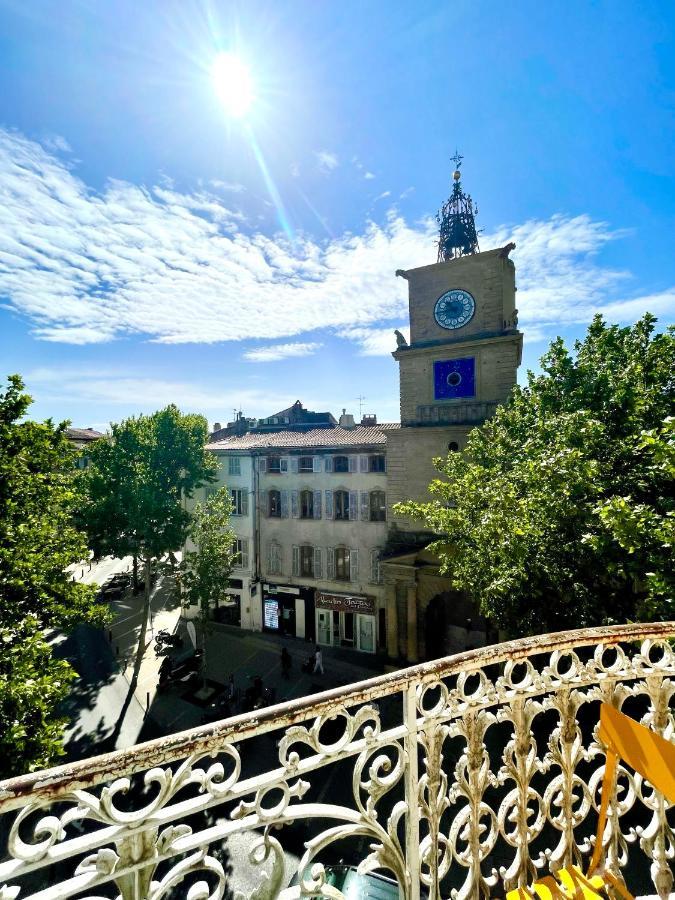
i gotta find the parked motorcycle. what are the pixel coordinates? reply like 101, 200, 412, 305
157, 648, 202, 692
154, 629, 183, 656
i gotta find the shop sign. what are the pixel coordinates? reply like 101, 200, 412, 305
264, 597, 280, 629
315, 591, 375, 615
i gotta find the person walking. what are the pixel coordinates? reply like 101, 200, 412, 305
313, 645, 324, 675
281, 647, 292, 678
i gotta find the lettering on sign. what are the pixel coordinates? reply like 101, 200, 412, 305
315, 591, 375, 615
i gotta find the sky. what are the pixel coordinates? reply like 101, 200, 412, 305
0, 0, 674, 430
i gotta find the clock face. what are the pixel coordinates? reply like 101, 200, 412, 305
434, 289, 475, 330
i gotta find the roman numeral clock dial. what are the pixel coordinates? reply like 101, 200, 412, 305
433, 288, 475, 330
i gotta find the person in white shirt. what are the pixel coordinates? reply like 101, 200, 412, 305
313, 646, 324, 675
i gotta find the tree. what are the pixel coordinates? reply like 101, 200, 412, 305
80, 406, 217, 730
180, 488, 237, 685
396, 315, 675, 636
0, 375, 106, 776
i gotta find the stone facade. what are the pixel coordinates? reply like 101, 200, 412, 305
383, 246, 521, 661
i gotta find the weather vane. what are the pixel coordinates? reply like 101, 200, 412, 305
436, 151, 480, 262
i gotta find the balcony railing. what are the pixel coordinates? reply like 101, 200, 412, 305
1, 622, 674, 899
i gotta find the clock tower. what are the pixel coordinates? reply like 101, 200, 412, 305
383, 157, 522, 662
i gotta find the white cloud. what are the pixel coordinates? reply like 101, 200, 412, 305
42, 134, 72, 154
341, 326, 409, 356
315, 150, 339, 174
364, 171, 376, 180
243, 342, 322, 363
0, 129, 672, 353
399, 186, 414, 198
210, 179, 246, 193
374, 190, 391, 202
290, 162, 300, 178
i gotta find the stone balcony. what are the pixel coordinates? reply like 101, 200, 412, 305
414, 401, 499, 426
1, 622, 674, 899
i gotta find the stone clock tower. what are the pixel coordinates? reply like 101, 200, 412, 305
383, 158, 522, 663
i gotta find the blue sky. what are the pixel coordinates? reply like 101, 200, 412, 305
1, 0, 673, 429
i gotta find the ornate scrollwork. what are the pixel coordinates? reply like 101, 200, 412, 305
1, 629, 675, 900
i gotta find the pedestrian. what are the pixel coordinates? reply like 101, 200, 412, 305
281, 647, 292, 678
313, 645, 324, 675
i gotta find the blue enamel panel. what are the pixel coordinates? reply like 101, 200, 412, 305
434, 357, 476, 399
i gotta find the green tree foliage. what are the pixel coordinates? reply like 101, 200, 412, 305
181, 488, 236, 684
181, 487, 236, 620
0, 375, 105, 776
396, 315, 675, 636
80, 406, 217, 686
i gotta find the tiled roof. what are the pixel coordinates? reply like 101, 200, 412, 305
206, 423, 400, 451
66, 427, 104, 441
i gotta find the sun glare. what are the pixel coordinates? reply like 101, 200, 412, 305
211, 52, 254, 118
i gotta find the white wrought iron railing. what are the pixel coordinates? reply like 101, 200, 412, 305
1, 622, 674, 899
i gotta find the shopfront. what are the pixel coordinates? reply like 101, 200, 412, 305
315, 590, 377, 654
262, 584, 315, 640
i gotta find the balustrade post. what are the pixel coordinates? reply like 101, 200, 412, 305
403, 682, 421, 900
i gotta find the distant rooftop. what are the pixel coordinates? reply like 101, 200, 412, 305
207, 423, 400, 451
210, 400, 340, 442
65, 427, 103, 443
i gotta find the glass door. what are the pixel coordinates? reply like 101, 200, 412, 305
358, 615, 375, 652
317, 610, 331, 645
341, 611, 355, 647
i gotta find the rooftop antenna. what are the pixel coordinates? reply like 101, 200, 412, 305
356, 395, 366, 418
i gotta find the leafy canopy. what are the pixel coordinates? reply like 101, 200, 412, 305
80, 405, 217, 563
396, 315, 675, 636
0, 375, 105, 776
181, 487, 237, 618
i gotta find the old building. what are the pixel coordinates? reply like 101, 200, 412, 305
383, 158, 521, 662
190, 419, 396, 654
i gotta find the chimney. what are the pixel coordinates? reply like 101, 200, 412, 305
361, 413, 377, 426
213, 422, 222, 432
339, 408, 356, 428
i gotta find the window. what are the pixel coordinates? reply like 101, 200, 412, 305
268, 456, 285, 473
300, 545, 314, 577
334, 490, 349, 520
231, 488, 248, 516
300, 489, 314, 519
335, 548, 350, 581
369, 490, 386, 522
233, 538, 249, 569
334, 455, 349, 473
268, 541, 282, 575
299, 456, 314, 472
228, 456, 241, 476
370, 549, 383, 584
369, 454, 386, 473
269, 489, 281, 517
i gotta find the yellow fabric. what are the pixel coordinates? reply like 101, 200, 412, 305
505, 701, 675, 900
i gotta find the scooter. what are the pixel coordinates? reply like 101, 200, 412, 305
154, 630, 183, 656
157, 648, 202, 692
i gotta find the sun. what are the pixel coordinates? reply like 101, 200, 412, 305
211, 52, 255, 119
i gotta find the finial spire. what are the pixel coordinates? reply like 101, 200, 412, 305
436, 152, 480, 261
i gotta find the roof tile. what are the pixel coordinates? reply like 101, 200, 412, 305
206, 423, 400, 451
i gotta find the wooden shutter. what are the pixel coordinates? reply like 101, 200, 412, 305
324, 456, 333, 473
359, 455, 369, 473
241, 491, 249, 516
324, 490, 333, 519
291, 490, 299, 518
281, 490, 289, 518
350, 549, 359, 581
280, 457, 289, 472
348, 455, 357, 473
314, 547, 322, 579
292, 545, 300, 576
370, 549, 380, 584
348, 490, 358, 521
259, 457, 267, 473
326, 548, 335, 580
290, 457, 299, 474
313, 456, 322, 473
313, 490, 322, 519
360, 491, 369, 521
260, 490, 268, 517
241, 539, 249, 569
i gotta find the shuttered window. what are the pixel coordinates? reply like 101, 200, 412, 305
269, 489, 281, 517
334, 490, 349, 520
370, 490, 386, 522
300, 490, 314, 518
335, 548, 350, 580
300, 545, 314, 577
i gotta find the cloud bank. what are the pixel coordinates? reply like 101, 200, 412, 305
0, 128, 672, 352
